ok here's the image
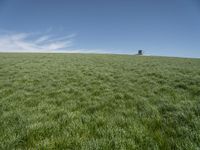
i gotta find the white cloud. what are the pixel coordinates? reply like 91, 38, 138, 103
0, 31, 75, 52
35, 35, 50, 43
0, 30, 114, 54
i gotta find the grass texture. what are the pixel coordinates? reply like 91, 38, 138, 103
0, 53, 200, 149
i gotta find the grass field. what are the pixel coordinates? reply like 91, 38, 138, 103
0, 53, 200, 149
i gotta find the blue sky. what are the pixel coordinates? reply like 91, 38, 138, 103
0, 0, 200, 57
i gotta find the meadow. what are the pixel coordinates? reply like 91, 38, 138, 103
0, 53, 200, 149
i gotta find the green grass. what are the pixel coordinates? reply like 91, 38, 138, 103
0, 53, 200, 149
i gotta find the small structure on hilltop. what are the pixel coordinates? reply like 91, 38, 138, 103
138, 50, 143, 55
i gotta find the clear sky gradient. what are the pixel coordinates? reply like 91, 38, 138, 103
0, 0, 200, 57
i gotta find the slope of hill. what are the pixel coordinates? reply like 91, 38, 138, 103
0, 53, 200, 149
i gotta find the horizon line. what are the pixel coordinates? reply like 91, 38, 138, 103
0, 51, 199, 59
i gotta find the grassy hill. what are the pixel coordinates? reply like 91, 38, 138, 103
0, 53, 200, 149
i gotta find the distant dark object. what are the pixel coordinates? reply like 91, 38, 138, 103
138, 50, 143, 55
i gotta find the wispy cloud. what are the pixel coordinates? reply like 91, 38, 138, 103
0, 31, 75, 52
0, 30, 117, 54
